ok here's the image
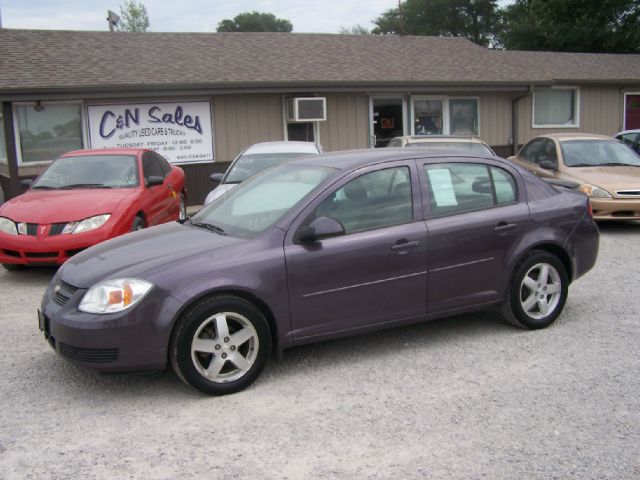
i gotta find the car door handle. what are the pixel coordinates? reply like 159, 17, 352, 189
391, 240, 420, 251
494, 222, 517, 233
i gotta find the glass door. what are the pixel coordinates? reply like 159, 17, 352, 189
370, 97, 405, 148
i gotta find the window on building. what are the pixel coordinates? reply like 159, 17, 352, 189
533, 88, 579, 127
449, 99, 479, 135
287, 122, 315, 142
412, 97, 479, 136
0, 111, 7, 165
15, 103, 83, 164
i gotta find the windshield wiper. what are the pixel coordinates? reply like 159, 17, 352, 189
59, 183, 113, 189
31, 185, 58, 190
567, 163, 595, 167
598, 162, 639, 167
189, 220, 226, 235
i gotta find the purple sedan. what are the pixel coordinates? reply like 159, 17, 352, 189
39, 148, 599, 395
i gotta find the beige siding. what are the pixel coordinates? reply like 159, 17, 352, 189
318, 93, 370, 151
477, 92, 512, 146
212, 94, 284, 162
516, 86, 623, 143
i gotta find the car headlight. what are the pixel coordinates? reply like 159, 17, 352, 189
578, 184, 612, 198
62, 214, 111, 234
0, 217, 18, 235
78, 278, 153, 314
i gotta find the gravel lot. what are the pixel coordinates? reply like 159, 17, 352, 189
1, 222, 639, 479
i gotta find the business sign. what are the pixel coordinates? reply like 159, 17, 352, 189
87, 101, 214, 163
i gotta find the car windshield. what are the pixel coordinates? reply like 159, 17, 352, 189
191, 164, 334, 239
560, 140, 640, 167
406, 142, 494, 156
225, 152, 316, 183
32, 155, 139, 189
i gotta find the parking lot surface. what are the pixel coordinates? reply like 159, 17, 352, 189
1, 223, 639, 479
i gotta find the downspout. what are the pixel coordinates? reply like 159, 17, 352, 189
511, 85, 533, 155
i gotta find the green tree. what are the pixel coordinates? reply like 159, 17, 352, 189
116, 0, 150, 32
217, 11, 293, 32
499, 0, 640, 53
339, 25, 370, 35
372, 0, 499, 47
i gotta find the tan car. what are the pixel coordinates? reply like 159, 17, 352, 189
387, 135, 496, 156
508, 133, 640, 220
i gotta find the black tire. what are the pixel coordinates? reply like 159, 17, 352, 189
2, 263, 25, 272
502, 250, 569, 329
170, 295, 271, 395
131, 215, 146, 231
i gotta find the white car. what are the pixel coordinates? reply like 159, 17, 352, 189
204, 141, 322, 205
387, 135, 496, 156
615, 129, 640, 155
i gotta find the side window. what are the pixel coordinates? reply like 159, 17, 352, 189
154, 152, 172, 177
425, 163, 516, 217
491, 167, 516, 204
520, 139, 557, 167
312, 166, 412, 234
618, 133, 638, 148
142, 152, 164, 184
520, 139, 545, 163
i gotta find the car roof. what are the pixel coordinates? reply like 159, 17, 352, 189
61, 148, 148, 157
616, 129, 640, 135
399, 135, 489, 145
289, 147, 499, 171
243, 141, 320, 155
539, 133, 612, 142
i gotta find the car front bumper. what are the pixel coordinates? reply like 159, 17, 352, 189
0, 228, 114, 266
590, 197, 640, 220
39, 275, 184, 372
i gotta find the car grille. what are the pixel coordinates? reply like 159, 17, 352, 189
49, 223, 67, 236
52, 279, 79, 306
26, 223, 38, 236
615, 190, 640, 197
59, 343, 119, 363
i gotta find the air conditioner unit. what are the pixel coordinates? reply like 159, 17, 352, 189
286, 97, 327, 122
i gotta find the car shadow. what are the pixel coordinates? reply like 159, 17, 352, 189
268, 310, 519, 378
2, 266, 58, 285
596, 220, 640, 234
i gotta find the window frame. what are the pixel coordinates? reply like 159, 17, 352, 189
532, 87, 580, 129
420, 160, 519, 219
0, 110, 7, 166
623, 92, 640, 130
12, 100, 87, 166
410, 96, 480, 137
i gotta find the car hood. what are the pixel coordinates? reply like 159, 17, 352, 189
59, 222, 247, 288
0, 188, 136, 223
203, 183, 237, 205
560, 166, 640, 194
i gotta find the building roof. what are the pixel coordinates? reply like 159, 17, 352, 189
1, 29, 639, 95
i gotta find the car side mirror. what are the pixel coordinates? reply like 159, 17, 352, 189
146, 175, 164, 187
296, 216, 345, 243
209, 173, 224, 184
539, 160, 557, 170
20, 179, 34, 189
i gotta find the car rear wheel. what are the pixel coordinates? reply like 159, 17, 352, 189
131, 216, 145, 231
502, 250, 568, 329
179, 194, 187, 221
170, 295, 271, 395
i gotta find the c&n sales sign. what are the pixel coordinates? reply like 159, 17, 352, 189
87, 101, 214, 164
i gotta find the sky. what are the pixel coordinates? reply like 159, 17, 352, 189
0, 0, 404, 33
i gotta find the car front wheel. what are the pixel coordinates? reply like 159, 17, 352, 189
170, 295, 271, 395
503, 250, 568, 329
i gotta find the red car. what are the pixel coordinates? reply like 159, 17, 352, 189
0, 149, 186, 270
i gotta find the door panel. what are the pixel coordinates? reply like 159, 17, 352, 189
284, 162, 427, 340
